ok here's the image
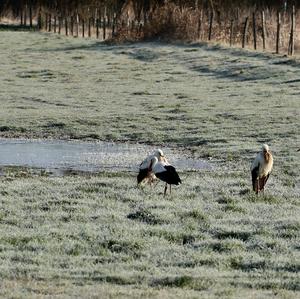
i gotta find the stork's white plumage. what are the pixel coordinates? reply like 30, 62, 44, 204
251, 144, 273, 194
149, 156, 181, 196
137, 149, 168, 185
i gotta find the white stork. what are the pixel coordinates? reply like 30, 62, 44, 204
251, 144, 273, 194
137, 149, 168, 186
149, 156, 181, 196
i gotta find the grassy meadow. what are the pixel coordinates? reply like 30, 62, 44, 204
0, 29, 299, 298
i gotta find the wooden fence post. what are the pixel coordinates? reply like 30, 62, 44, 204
288, 5, 295, 56
58, 16, 61, 34
127, 11, 130, 33
261, 11, 266, 50
197, 9, 203, 40
87, 7, 92, 38
70, 16, 74, 36
88, 16, 91, 37
96, 8, 100, 39
253, 12, 257, 50
29, 1, 33, 27
24, 4, 27, 26
112, 13, 116, 37
107, 12, 110, 33
103, 10, 106, 40
48, 14, 51, 32
65, 17, 69, 36
37, 9, 42, 29
114, 12, 118, 36
54, 15, 57, 33
45, 13, 48, 30
82, 18, 85, 37
20, 9, 23, 26
276, 10, 281, 54
230, 18, 234, 46
242, 16, 249, 48
76, 13, 79, 37
208, 10, 214, 40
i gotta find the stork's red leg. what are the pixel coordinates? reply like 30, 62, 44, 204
259, 177, 265, 193
261, 176, 267, 193
164, 183, 167, 196
256, 179, 259, 194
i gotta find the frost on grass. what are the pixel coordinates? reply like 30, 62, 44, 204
0, 32, 299, 161
0, 169, 299, 297
0, 30, 299, 298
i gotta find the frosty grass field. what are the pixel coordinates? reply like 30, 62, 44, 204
0, 29, 299, 298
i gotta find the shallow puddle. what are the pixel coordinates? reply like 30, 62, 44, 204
0, 139, 210, 176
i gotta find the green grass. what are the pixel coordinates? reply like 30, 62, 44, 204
0, 30, 299, 297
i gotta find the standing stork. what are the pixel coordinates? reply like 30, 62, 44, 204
251, 144, 273, 194
137, 149, 168, 186
149, 156, 181, 196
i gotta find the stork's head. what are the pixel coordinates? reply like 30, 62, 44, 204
262, 144, 270, 153
154, 149, 164, 158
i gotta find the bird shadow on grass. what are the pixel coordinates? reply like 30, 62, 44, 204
151, 275, 213, 290
127, 208, 165, 225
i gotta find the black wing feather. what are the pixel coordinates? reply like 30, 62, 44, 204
156, 165, 181, 185
137, 168, 150, 184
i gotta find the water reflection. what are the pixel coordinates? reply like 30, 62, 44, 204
0, 139, 211, 176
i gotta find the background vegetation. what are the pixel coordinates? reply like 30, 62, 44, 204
1, 1, 300, 54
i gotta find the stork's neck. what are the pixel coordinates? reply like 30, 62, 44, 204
149, 157, 158, 170
263, 151, 271, 163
